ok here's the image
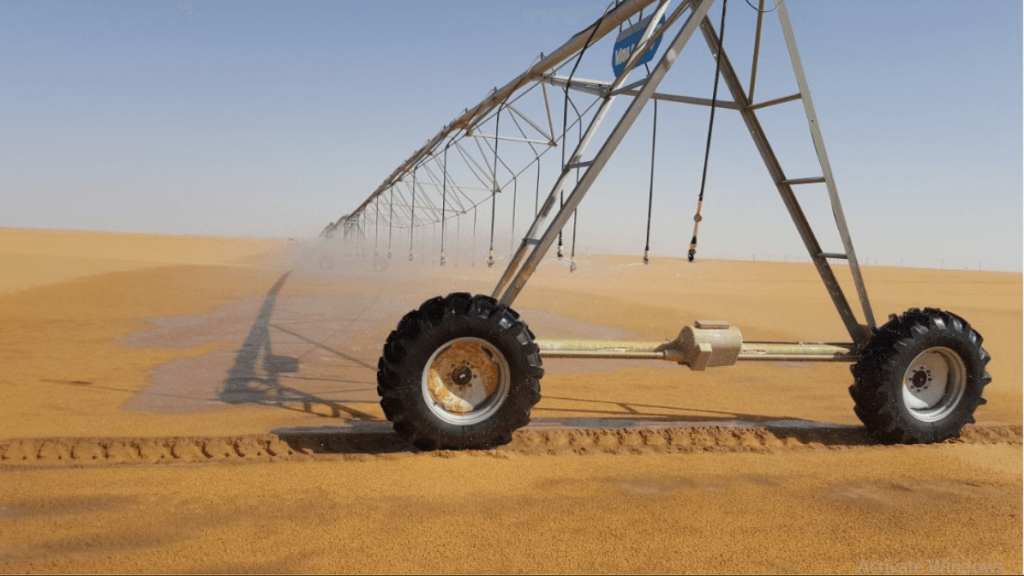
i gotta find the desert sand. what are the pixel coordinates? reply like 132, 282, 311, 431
0, 228, 1020, 574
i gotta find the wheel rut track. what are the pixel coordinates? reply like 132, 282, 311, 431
1, 424, 1019, 466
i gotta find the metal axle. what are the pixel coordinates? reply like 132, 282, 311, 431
536, 338, 858, 366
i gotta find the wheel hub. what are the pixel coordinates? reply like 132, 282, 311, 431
422, 337, 511, 425
909, 368, 931, 390
901, 346, 966, 422
451, 365, 473, 387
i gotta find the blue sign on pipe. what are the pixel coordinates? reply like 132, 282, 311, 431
611, 14, 666, 77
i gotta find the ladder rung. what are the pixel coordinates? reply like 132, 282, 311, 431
748, 93, 803, 111
566, 161, 593, 170
782, 177, 826, 186
819, 252, 848, 260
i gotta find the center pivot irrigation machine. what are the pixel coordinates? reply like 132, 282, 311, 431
323, 0, 991, 450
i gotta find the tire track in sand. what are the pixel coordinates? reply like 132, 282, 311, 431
0, 425, 1019, 466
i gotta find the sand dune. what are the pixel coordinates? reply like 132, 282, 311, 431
0, 229, 1020, 573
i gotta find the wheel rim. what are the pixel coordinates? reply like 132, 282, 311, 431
422, 337, 511, 425
901, 346, 967, 422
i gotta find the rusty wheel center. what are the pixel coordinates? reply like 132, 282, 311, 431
422, 337, 511, 425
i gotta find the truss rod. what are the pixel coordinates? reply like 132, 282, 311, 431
545, 75, 741, 110
468, 133, 552, 146
505, 107, 545, 158
506, 103, 555, 145
541, 82, 555, 143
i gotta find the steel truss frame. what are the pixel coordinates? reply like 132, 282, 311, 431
330, 0, 876, 346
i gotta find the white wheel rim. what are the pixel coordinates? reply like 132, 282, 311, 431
902, 346, 967, 422
422, 337, 511, 425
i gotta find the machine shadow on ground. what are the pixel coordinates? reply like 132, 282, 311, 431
219, 270, 377, 421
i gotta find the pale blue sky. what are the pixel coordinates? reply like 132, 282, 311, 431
1, 1, 1021, 270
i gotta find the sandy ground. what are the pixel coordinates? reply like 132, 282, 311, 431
0, 228, 1020, 573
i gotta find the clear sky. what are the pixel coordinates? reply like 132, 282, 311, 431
1, 1, 1021, 271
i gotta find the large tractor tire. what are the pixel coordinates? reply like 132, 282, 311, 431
849, 307, 991, 444
376, 293, 543, 450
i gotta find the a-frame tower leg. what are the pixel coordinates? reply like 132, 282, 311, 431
495, 0, 876, 344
